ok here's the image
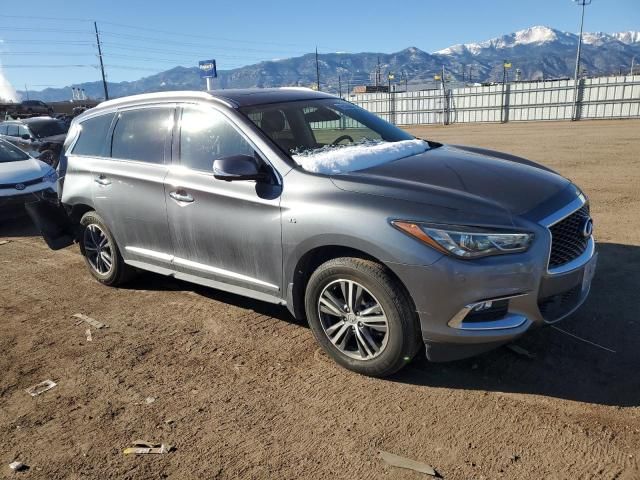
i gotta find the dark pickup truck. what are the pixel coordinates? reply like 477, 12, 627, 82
0, 100, 54, 119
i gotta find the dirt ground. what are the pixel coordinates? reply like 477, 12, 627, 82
1, 119, 639, 479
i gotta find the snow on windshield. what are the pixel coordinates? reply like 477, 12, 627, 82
292, 139, 428, 175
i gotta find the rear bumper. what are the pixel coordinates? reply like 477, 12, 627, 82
386, 239, 597, 362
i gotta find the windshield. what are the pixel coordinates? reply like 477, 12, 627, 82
0, 139, 30, 163
240, 99, 424, 174
28, 120, 68, 138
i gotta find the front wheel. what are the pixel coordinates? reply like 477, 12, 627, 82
305, 257, 422, 377
79, 211, 134, 286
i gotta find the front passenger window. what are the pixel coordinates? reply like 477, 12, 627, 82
179, 107, 255, 172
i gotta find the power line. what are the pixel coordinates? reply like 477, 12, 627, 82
0, 26, 92, 34
0, 14, 92, 22
0, 14, 344, 51
0, 39, 95, 45
102, 43, 287, 62
0, 64, 98, 68
98, 30, 316, 56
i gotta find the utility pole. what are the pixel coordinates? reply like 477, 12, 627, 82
631, 56, 636, 75
387, 71, 394, 124
441, 65, 447, 126
24, 84, 30, 101
501, 60, 512, 123
468, 65, 473, 83
315, 47, 321, 91
94, 21, 109, 100
338, 75, 342, 98
571, 0, 591, 121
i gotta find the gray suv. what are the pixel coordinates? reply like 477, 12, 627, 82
28, 88, 597, 377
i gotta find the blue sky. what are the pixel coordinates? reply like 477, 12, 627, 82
0, 0, 638, 90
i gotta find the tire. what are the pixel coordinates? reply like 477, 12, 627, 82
305, 257, 422, 377
79, 211, 135, 286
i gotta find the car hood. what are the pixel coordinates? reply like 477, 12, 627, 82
38, 133, 66, 144
331, 144, 570, 217
0, 157, 52, 183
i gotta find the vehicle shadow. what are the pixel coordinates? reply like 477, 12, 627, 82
123, 272, 301, 325
392, 242, 640, 407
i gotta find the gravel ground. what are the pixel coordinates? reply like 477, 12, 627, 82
1, 119, 639, 479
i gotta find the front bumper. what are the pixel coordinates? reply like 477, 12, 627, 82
385, 211, 597, 362
0, 186, 57, 219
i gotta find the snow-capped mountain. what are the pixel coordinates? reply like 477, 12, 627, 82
22, 26, 640, 101
436, 26, 640, 55
432, 26, 640, 81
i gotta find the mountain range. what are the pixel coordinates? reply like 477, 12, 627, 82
18, 26, 640, 102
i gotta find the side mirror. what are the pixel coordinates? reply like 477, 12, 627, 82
21, 134, 31, 140
213, 154, 269, 182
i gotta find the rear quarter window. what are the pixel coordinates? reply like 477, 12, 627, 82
72, 113, 115, 157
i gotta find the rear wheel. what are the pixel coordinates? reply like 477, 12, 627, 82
305, 257, 422, 377
79, 211, 134, 286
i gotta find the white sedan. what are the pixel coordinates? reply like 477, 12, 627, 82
0, 138, 58, 220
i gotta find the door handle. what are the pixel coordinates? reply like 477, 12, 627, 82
169, 190, 194, 203
94, 175, 111, 186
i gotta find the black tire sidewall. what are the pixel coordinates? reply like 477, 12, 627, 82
305, 259, 417, 377
79, 212, 123, 285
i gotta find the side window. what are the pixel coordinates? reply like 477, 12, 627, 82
7, 125, 19, 137
111, 108, 173, 163
18, 125, 30, 138
0, 125, 7, 135
179, 107, 255, 172
72, 113, 114, 157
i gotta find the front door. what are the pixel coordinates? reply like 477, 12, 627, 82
164, 105, 283, 299
92, 106, 175, 271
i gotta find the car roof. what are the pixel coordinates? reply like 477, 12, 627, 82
0, 116, 57, 126
92, 88, 336, 112
22, 116, 59, 124
208, 88, 336, 107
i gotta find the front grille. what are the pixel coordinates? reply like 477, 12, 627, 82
0, 177, 44, 189
538, 285, 582, 322
548, 205, 590, 268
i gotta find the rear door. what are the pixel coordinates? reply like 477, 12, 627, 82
92, 105, 175, 271
164, 104, 283, 298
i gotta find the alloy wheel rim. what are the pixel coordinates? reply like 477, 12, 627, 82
317, 279, 389, 360
83, 224, 113, 275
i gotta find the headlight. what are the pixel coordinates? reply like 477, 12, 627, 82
392, 220, 533, 259
44, 169, 58, 183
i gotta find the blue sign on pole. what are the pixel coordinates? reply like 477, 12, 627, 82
199, 60, 217, 78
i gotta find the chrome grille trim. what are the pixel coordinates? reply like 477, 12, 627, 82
540, 193, 595, 275
548, 205, 591, 268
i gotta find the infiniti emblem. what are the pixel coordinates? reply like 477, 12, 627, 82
582, 217, 594, 238
15, 183, 25, 191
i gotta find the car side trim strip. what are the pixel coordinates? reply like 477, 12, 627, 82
125, 246, 173, 262
125, 246, 278, 290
